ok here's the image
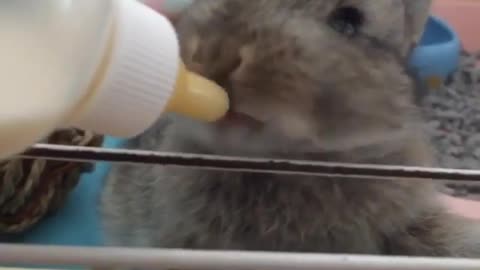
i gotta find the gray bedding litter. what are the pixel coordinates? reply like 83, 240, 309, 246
422, 51, 480, 169
420, 51, 480, 197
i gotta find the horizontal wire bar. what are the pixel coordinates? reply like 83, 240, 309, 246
0, 244, 479, 270
16, 144, 480, 182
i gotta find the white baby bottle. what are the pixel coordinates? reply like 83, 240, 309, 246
0, 0, 229, 159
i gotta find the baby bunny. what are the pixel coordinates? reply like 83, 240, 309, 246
102, 0, 480, 257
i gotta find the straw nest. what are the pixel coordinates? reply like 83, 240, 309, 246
0, 129, 103, 234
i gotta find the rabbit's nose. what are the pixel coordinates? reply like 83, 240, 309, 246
228, 45, 257, 86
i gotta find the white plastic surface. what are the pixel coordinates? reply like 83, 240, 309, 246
0, 0, 113, 158
70, 0, 180, 137
1, 244, 480, 270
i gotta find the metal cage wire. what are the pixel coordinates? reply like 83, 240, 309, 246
19, 144, 480, 182
1, 143, 480, 270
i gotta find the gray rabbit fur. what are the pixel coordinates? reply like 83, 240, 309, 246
102, 0, 480, 257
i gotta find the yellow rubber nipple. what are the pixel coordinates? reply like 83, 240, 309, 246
166, 62, 229, 122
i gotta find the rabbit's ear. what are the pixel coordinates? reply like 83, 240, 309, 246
404, 0, 432, 43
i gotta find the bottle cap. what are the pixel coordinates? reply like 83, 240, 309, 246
70, 0, 179, 137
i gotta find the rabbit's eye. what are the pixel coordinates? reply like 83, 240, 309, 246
328, 6, 364, 37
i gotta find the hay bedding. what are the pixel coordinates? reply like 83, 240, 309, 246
0, 130, 103, 235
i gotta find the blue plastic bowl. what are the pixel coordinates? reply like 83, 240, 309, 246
409, 16, 461, 88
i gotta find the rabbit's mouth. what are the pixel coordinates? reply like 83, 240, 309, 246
215, 110, 264, 130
